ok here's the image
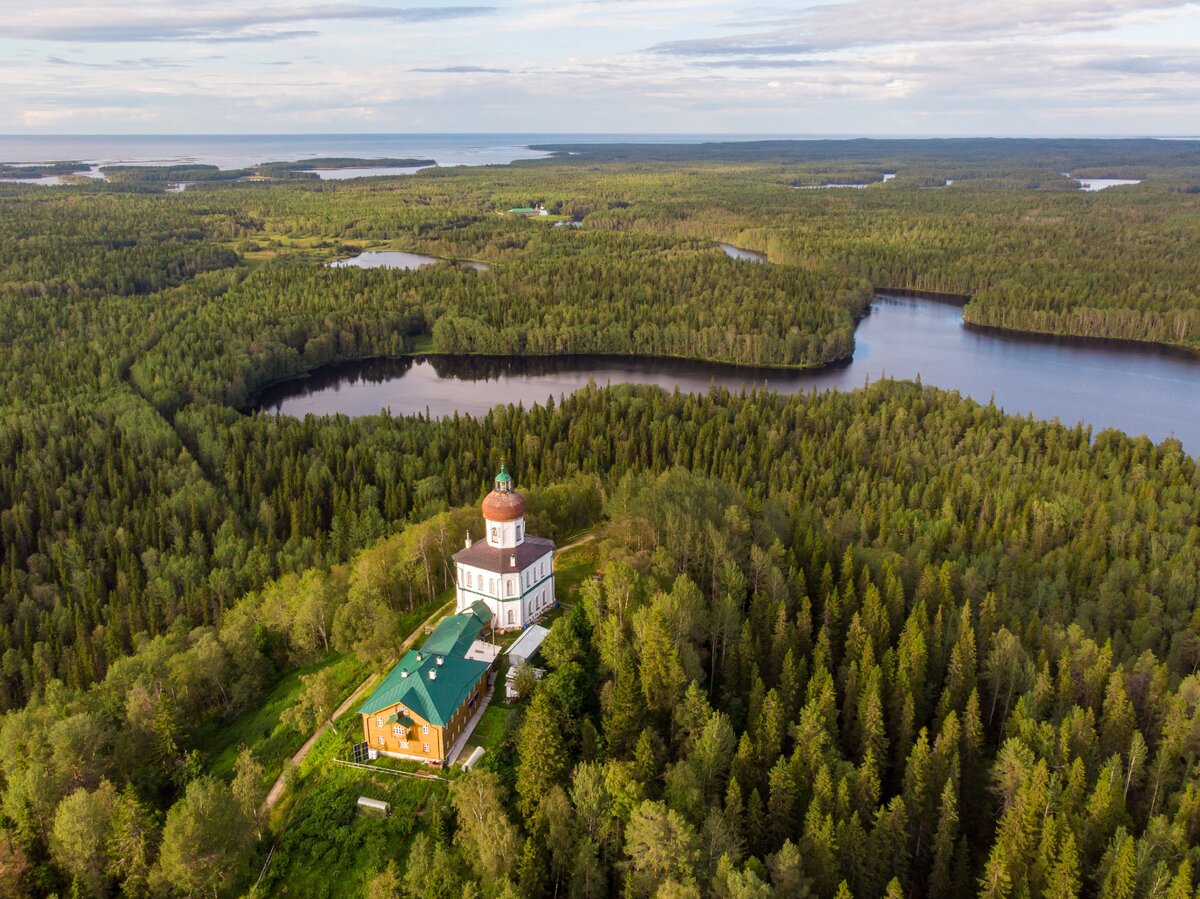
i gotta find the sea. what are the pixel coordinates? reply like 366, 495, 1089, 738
0, 133, 783, 169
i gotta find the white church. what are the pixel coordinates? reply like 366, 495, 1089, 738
453, 466, 555, 631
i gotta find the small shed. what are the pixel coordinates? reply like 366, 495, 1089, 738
357, 796, 392, 817
461, 746, 486, 770
507, 624, 549, 667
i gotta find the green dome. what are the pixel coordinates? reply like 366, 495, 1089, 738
494, 464, 513, 492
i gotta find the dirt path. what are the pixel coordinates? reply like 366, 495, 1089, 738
260, 597, 455, 816
557, 531, 597, 553
260, 530, 596, 816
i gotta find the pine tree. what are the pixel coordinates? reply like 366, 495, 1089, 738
1047, 828, 1081, 899
516, 691, 570, 818
1099, 833, 1136, 899
927, 780, 959, 899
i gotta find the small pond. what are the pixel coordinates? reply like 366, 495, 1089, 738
330, 251, 489, 271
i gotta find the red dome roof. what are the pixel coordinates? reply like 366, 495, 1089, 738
482, 489, 526, 522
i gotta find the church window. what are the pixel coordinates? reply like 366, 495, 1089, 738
466, 571, 472, 587
491, 527, 498, 542
489, 578, 495, 593
516, 524, 522, 540
507, 610, 515, 624
507, 580, 515, 597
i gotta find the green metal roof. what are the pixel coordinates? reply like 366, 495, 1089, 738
422, 606, 489, 657
495, 464, 512, 483
358, 608, 492, 726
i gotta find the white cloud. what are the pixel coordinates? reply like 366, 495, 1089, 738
652, 0, 1197, 56
1, 2, 496, 43
0, 0, 1198, 133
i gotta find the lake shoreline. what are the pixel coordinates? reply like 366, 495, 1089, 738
877, 286, 1199, 358
242, 348, 850, 414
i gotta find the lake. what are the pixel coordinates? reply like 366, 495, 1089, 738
330, 251, 489, 271
1076, 178, 1142, 191
718, 243, 766, 263
252, 295, 1200, 454
303, 165, 433, 179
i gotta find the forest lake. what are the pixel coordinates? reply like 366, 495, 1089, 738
251, 244, 1200, 456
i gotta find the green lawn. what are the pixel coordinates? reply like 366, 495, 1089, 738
258, 764, 445, 898
197, 652, 367, 787
554, 539, 600, 603
458, 703, 513, 761
198, 597, 449, 789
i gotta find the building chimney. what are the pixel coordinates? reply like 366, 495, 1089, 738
465, 533, 472, 548
436, 656, 444, 666
429, 669, 437, 680
401, 670, 409, 678
510, 554, 516, 568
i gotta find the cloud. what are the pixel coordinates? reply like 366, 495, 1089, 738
683, 57, 831, 69
2, 4, 496, 43
1080, 55, 1200, 75
47, 55, 187, 69
651, 0, 1195, 57
411, 65, 510, 73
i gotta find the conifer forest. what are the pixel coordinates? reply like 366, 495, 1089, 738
1, 139, 1200, 898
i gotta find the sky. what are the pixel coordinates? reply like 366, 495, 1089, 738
2, 0, 1200, 135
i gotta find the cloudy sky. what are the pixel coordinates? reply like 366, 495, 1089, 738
2, 0, 1199, 134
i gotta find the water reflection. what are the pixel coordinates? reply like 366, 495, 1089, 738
252, 295, 1200, 454
330, 251, 489, 271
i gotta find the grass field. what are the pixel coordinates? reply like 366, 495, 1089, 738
197, 596, 449, 790
457, 702, 516, 763
258, 764, 446, 898
554, 538, 600, 603
196, 652, 367, 787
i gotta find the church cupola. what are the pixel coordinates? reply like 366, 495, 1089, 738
495, 466, 513, 493
481, 464, 525, 548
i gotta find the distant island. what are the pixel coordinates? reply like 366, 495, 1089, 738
0, 161, 91, 179
0, 157, 436, 187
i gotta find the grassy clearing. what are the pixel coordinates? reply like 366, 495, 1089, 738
199, 596, 448, 790
258, 764, 445, 898
458, 703, 514, 761
197, 652, 367, 787
554, 539, 600, 603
